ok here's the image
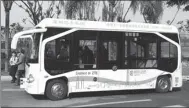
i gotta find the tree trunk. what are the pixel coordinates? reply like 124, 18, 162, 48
0, 26, 1, 75
169, 8, 180, 25
108, 2, 114, 22
5, 11, 10, 73
123, 3, 132, 21
143, 14, 148, 23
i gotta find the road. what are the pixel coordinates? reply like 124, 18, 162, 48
1, 76, 189, 107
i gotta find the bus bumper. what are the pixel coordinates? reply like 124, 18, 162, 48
20, 78, 41, 95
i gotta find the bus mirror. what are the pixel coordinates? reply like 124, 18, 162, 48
112, 65, 117, 71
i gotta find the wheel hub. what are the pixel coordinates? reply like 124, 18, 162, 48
51, 83, 64, 98
158, 78, 168, 90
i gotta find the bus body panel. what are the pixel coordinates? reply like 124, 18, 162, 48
20, 64, 40, 94
21, 65, 182, 95
171, 69, 183, 88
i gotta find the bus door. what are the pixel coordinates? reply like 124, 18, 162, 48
126, 32, 158, 88
73, 30, 99, 91
98, 31, 126, 90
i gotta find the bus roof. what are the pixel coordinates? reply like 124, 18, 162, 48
36, 18, 179, 33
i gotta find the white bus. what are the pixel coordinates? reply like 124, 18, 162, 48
11, 18, 182, 100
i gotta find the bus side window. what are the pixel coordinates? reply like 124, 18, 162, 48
44, 36, 71, 75
77, 40, 96, 69
45, 41, 55, 59
74, 30, 97, 70
57, 44, 69, 62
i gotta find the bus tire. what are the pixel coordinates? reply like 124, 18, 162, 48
46, 79, 68, 101
155, 76, 171, 93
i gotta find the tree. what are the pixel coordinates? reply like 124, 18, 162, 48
2, 0, 14, 73
101, 1, 163, 23
166, 0, 189, 25
14, 0, 64, 26
102, 1, 120, 22
64, 1, 96, 20
177, 20, 189, 32
10, 23, 24, 37
129, 0, 163, 24
122, 0, 137, 22
115, 1, 131, 22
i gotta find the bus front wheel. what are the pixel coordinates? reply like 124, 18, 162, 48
155, 76, 171, 93
46, 79, 68, 101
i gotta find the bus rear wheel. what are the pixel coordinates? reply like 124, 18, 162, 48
156, 76, 171, 93
46, 79, 68, 101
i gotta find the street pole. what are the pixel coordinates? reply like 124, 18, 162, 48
0, 0, 2, 107
4, 9, 10, 73
3, 0, 13, 73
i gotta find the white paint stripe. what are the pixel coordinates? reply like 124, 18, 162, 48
101, 97, 115, 100
183, 76, 189, 81
164, 105, 186, 107
70, 99, 151, 107
2, 88, 25, 91
1, 76, 12, 81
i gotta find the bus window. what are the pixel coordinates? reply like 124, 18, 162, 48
57, 39, 70, 62
73, 30, 97, 70
130, 41, 137, 57
161, 42, 177, 58
98, 31, 122, 69
148, 43, 157, 58
159, 36, 178, 72
108, 41, 117, 61
17, 34, 41, 63
78, 40, 96, 69
17, 38, 33, 62
128, 33, 157, 69
44, 35, 71, 75
161, 42, 169, 57
125, 40, 127, 58
45, 41, 55, 59
170, 44, 177, 57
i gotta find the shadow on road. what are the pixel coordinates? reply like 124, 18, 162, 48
30, 95, 48, 100
69, 89, 156, 99
30, 82, 189, 100
31, 88, 184, 100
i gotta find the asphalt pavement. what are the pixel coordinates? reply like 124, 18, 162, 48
1, 75, 189, 107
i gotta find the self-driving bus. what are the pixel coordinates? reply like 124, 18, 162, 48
11, 18, 182, 100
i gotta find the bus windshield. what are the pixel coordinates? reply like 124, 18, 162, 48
17, 33, 41, 63
29, 33, 41, 62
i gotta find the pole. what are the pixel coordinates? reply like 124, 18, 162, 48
5, 10, 9, 73
0, 0, 2, 107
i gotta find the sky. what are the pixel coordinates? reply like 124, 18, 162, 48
1, 1, 189, 29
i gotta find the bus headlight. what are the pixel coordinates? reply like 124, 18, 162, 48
27, 74, 35, 83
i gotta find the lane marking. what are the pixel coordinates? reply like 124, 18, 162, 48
1, 76, 12, 81
2, 88, 25, 91
164, 105, 187, 107
100, 97, 115, 100
183, 76, 189, 81
70, 99, 152, 107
